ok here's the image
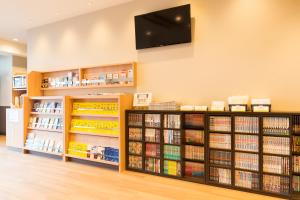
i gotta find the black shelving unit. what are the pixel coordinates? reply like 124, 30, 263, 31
125, 110, 300, 199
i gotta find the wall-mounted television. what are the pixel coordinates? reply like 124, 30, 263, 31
134, 4, 191, 50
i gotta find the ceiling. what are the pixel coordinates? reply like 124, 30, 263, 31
0, 0, 133, 43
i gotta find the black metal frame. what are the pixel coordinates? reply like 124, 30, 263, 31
125, 110, 300, 200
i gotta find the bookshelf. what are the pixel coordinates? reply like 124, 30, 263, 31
64, 94, 132, 172
27, 62, 136, 95
23, 96, 65, 157
126, 110, 300, 199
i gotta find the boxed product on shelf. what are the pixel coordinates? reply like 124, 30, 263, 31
209, 116, 231, 132
164, 114, 181, 129
184, 114, 204, 127
263, 155, 289, 175
263, 175, 289, 194
185, 145, 204, 161
72, 102, 119, 115
145, 128, 160, 143
164, 145, 181, 160
185, 130, 204, 144
70, 119, 119, 135
210, 150, 231, 166
263, 136, 290, 155
128, 155, 142, 169
128, 142, 142, 155
235, 170, 259, 189
164, 129, 181, 145
145, 157, 160, 173
185, 162, 204, 178
235, 152, 259, 171
145, 114, 161, 128
42, 71, 80, 88
128, 128, 142, 141
164, 160, 181, 176
263, 117, 290, 136
209, 167, 231, 185
235, 116, 259, 134
235, 134, 259, 152
209, 133, 231, 150
128, 113, 143, 127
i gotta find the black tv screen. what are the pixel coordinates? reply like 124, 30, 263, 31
135, 4, 191, 50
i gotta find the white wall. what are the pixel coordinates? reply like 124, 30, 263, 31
0, 38, 26, 57
0, 55, 12, 106
27, 0, 300, 111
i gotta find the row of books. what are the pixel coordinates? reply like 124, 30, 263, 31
293, 115, 300, 134
164, 160, 181, 176
210, 150, 231, 166
235, 170, 259, 189
294, 156, 300, 173
293, 136, 300, 152
185, 130, 204, 144
146, 128, 160, 143
235, 116, 259, 134
145, 114, 161, 128
164, 130, 181, 145
145, 158, 160, 173
293, 176, 300, 192
185, 145, 204, 161
128, 155, 142, 169
235, 152, 259, 171
164, 114, 181, 129
25, 133, 63, 153
209, 116, 231, 132
128, 128, 142, 141
128, 142, 142, 155
146, 143, 160, 157
263, 136, 290, 155
68, 141, 119, 163
185, 162, 204, 177
210, 167, 231, 185
185, 114, 204, 127
263, 175, 289, 194
263, 155, 289, 175
209, 133, 231, 150
70, 119, 119, 135
164, 145, 181, 160
72, 102, 119, 115
235, 134, 258, 152
29, 117, 63, 131
263, 117, 290, 136
128, 113, 142, 127
33, 101, 63, 114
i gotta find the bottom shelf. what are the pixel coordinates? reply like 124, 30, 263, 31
65, 154, 119, 166
24, 147, 63, 156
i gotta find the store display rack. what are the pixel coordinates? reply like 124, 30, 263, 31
125, 110, 300, 200
23, 94, 132, 172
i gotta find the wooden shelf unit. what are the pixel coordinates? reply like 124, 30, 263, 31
23, 96, 65, 158
125, 110, 300, 200
65, 94, 132, 172
27, 62, 136, 95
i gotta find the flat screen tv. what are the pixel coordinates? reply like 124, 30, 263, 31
135, 4, 191, 50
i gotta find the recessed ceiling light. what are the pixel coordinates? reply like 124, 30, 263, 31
13, 38, 19, 42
